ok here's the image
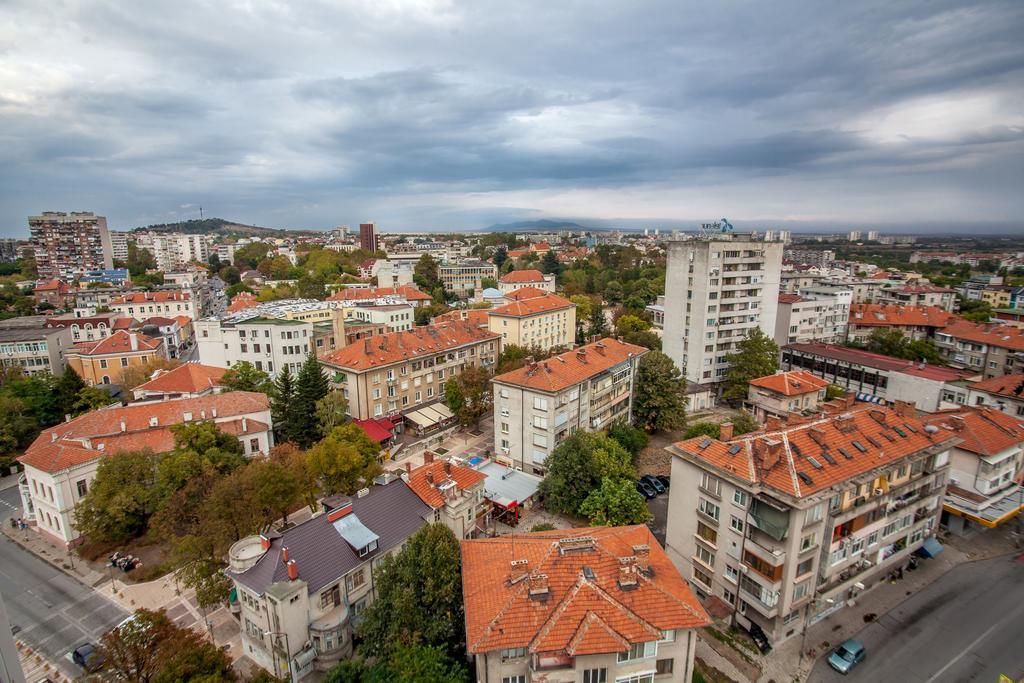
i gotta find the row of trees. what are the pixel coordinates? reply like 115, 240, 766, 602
847, 328, 945, 365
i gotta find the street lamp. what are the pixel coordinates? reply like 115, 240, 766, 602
798, 596, 834, 664
264, 631, 292, 683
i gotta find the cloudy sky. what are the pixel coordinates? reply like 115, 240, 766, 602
2, 0, 1022, 234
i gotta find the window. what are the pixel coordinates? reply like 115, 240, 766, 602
696, 521, 717, 545
730, 516, 744, 534
804, 503, 823, 524
700, 472, 721, 496
501, 677, 526, 683
99, 359, 107, 369
616, 675, 654, 683
655, 658, 674, 675
618, 641, 657, 662
533, 397, 548, 411
533, 416, 548, 430
867, 531, 879, 546
500, 647, 527, 661
698, 497, 720, 521
583, 669, 607, 683
695, 545, 715, 567
723, 587, 736, 604
120, 357, 128, 367
795, 558, 813, 577
793, 580, 810, 600
800, 531, 817, 552
345, 567, 367, 591
76, 479, 88, 497
732, 490, 749, 507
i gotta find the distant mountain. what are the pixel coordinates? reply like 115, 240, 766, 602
482, 219, 592, 232
130, 218, 321, 237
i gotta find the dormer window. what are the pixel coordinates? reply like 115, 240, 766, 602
358, 540, 378, 557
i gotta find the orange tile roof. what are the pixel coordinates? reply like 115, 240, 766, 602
68, 330, 162, 356
434, 309, 491, 327
19, 391, 269, 473
320, 321, 499, 371
531, 241, 551, 251
939, 321, 1024, 352
111, 291, 191, 304
506, 286, 549, 301
461, 525, 710, 655
228, 292, 259, 312
500, 269, 546, 284
671, 406, 959, 499
968, 374, 1024, 400
174, 315, 192, 327
778, 294, 802, 304
134, 363, 227, 394
407, 460, 486, 509
327, 285, 432, 302
921, 407, 1024, 456
490, 294, 574, 318
748, 370, 830, 396
493, 338, 647, 393
35, 279, 72, 292
507, 249, 530, 258
849, 304, 959, 328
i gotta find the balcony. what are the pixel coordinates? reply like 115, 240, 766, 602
744, 534, 787, 569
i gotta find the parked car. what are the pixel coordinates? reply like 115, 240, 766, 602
746, 622, 772, 654
640, 475, 665, 495
72, 643, 105, 672
656, 475, 670, 489
636, 480, 657, 499
828, 639, 866, 674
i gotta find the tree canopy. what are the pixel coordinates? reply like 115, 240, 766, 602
444, 365, 492, 429
305, 424, 382, 496
632, 351, 688, 432
538, 432, 636, 517
220, 361, 271, 393
722, 328, 780, 404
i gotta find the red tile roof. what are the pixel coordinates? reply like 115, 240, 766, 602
490, 294, 574, 318
353, 418, 395, 443
407, 460, 486, 509
749, 371, 830, 396
968, 374, 1024, 401
133, 363, 227, 394
35, 279, 72, 292
461, 526, 710, 655
111, 291, 191, 304
505, 286, 549, 301
19, 391, 269, 473
228, 292, 259, 312
493, 338, 647, 393
849, 304, 959, 328
327, 285, 432, 302
68, 330, 162, 356
433, 309, 491, 327
939, 321, 1024, 352
671, 406, 959, 498
320, 321, 499, 371
778, 294, 803, 304
500, 270, 546, 284
921, 407, 1024, 456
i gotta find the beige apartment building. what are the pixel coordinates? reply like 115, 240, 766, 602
319, 321, 500, 421
439, 259, 497, 297
487, 293, 576, 352
935, 320, 1024, 379
0, 326, 73, 376
664, 403, 956, 645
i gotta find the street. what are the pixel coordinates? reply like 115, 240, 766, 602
0, 485, 128, 680
809, 553, 1024, 683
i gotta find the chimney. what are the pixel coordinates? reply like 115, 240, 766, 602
424, 451, 435, 464
576, 348, 587, 362
762, 438, 783, 470
129, 333, 139, 351
64, 413, 72, 423
509, 558, 529, 581
632, 544, 650, 573
426, 470, 435, 485
326, 501, 353, 522
242, 417, 248, 433
405, 462, 412, 476
594, 341, 605, 355
212, 407, 218, 418
765, 415, 781, 431
949, 416, 966, 432
893, 400, 916, 418
443, 460, 452, 477
260, 534, 271, 551
527, 572, 549, 599
281, 546, 290, 563
287, 559, 298, 581
719, 422, 734, 441
51, 432, 58, 443
618, 557, 639, 589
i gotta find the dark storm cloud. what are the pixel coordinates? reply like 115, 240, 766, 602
0, 0, 1022, 232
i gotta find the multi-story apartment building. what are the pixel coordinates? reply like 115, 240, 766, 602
664, 236, 784, 384
784, 249, 835, 268
439, 259, 497, 297
491, 338, 647, 475
344, 304, 414, 332
109, 231, 129, 262
66, 331, 166, 386
29, 211, 113, 280
18, 391, 271, 546
326, 284, 433, 308
226, 477, 431, 679
965, 374, 1024, 417
359, 222, 377, 252
846, 304, 960, 344
487, 293, 576, 352
405, 456, 487, 539
781, 342, 977, 412
196, 316, 313, 378
745, 370, 830, 423
0, 326, 73, 376
42, 312, 132, 343
109, 290, 200, 321
374, 260, 415, 287
320, 322, 500, 421
773, 287, 851, 346
149, 233, 210, 271
665, 403, 956, 645
876, 285, 957, 312
921, 407, 1024, 535
462, 526, 710, 683
0, 238, 22, 263
934, 321, 1024, 379
497, 269, 555, 294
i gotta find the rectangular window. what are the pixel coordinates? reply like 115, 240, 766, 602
800, 531, 817, 552
700, 472, 721, 496
500, 647, 527, 661
730, 516, 744, 534
655, 658, 674, 676
533, 397, 548, 411
725, 565, 739, 583
732, 490, 749, 507
804, 503, 823, 524
793, 580, 810, 600
501, 677, 526, 683
795, 558, 813, 577
617, 640, 657, 662
696, 521, 718, 545
695, 545, 715, 567
582, 669, 607, 683
698, 497, 720, 521
76, 479, 88, 497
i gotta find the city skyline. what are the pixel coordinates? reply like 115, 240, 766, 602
1, 1, 1022, 235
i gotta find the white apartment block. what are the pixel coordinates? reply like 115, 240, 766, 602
150, 233, 210, 271
774, 286, 852, 346
344, 304, 414, 332
109, 231, 129, 262
109, 290, 200, 321
439, 259, 497, 297
663, 237, 784, 384
196, 316, 314, 378
492, 338, 646, 476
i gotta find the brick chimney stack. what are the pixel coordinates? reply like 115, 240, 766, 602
632, 544, 650, 573
719, 422, 734, 441
528, 572, 549, 598
287, 559, 298, 581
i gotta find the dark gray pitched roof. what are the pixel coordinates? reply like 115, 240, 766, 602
228, 478, 432, 595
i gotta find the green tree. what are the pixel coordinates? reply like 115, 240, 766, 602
632, 351, 688, 432
825, 384, 846, 400
220, 361, 271, 393
722, 328, 780, 405
316, 391, 350, 435
496, 344, 532, 373
588, 299, 608, 338
73, 385, 114, 412
127, 244, 157, 276
356, 524, 467, 671
540, 250, 562, 277
306, 424, 383, 495
579, 477, 652, 526
608, 421, 649, 458
226, 282, 252, 298
622, 329, 661, 350
730, 411, 760, 436
270, 364, 296, 442
492, 246, 508, 269
604, 281, 624, 304
97, 608, 236, 683
54, 366, 87, 417
233, 241, 274, 269
75, 450, 161, 543
683, 421, 720, 439
414, 253, 441, 292
297, 273, 327, 299
538, 432, 635, 516
480, 276, 498, 290
443, 366, 491, 429
570, 295, 593, 321
615, 314, 651, 336
291, 354, 331, 447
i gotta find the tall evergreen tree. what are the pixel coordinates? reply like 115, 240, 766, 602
722, 328, 780, 404
588, 300, 608, 339
55, 366, 87, 418
271, 365, 295, 443
291, 354, 330, 448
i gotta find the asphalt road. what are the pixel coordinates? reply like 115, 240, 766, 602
810, 552, 1024, 683
0, 485, 128, 679
646, 488, 669, 546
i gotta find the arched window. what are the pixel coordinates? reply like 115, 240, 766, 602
101, 376, 110, 384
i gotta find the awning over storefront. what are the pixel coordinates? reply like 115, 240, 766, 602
856, 392, 884, 404
917, 537, 944, 558
944, 484, 1024, 528
404, 403, 457, 430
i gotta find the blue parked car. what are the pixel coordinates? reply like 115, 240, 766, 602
828, 639, 866, 674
